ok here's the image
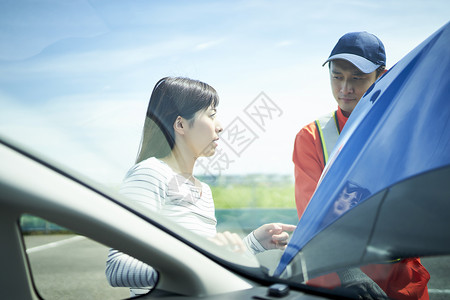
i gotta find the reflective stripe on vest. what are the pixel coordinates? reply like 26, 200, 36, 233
315, 111, 341, 165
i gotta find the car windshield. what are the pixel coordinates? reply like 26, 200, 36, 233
1, 1, 449, 299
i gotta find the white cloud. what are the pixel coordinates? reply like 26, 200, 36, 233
195, 38, 226, 51
2, 37, 198, 78
275, 40, 295, 48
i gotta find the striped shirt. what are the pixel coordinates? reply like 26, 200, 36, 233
106, 157, 264, 292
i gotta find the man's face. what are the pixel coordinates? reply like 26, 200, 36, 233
329, 59, 378, 117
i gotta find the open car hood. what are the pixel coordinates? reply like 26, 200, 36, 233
275, 21, 450, 278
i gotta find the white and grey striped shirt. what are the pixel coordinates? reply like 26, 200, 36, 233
106, 157, 264, 292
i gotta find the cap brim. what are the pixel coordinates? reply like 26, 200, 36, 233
322, 53, 381, 74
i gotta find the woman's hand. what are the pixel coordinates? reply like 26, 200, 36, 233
208, 231, 247, 253
253, 223, 297, 250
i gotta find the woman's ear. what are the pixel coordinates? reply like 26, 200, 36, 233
173, 116, 185, 135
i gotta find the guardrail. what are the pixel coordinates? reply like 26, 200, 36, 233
20, 214, 69, 234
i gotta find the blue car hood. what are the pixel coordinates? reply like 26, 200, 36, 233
275, 21, 450, 277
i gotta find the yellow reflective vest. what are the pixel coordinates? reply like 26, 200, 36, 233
314, 111, 341, 165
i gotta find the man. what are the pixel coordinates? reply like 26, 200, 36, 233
293, 31, 386, 219
292, 32, 430, 299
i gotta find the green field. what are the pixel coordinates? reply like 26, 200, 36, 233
211, 183, 295, 209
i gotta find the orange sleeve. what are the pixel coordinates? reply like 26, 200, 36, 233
387, 258, 430, 300
293, 122, 326, 219
306, 258, 430, 299
361, 258, 430, 300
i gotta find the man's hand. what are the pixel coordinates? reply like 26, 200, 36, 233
337, 268, 388, 299
253, 223, 297, 250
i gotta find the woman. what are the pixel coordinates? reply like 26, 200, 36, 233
106, 77, 295, 295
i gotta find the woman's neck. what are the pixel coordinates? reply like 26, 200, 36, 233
161, 148, 202, 192
161, 149, 196, 176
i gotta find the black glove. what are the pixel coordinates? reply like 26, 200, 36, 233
337, 268, 388, 300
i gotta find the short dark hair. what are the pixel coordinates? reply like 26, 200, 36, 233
375, 65, 386, 78
136, 77, 219, 163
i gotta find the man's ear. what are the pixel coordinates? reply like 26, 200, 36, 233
376, 66, 387, 79
173, 116, 185, 135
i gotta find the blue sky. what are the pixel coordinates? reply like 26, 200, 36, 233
1, 0, 449, 184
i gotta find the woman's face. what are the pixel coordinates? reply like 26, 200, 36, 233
183, 105, 223, 158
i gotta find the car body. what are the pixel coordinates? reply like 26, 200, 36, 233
276, 21, 450, 278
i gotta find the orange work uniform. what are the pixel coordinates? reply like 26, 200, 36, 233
292, 107, 430, 299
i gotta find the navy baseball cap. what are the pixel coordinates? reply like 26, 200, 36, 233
322, 31, 386, 73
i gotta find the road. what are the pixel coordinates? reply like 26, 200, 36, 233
24, 234, 450, 300
24, 234, 129, 300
